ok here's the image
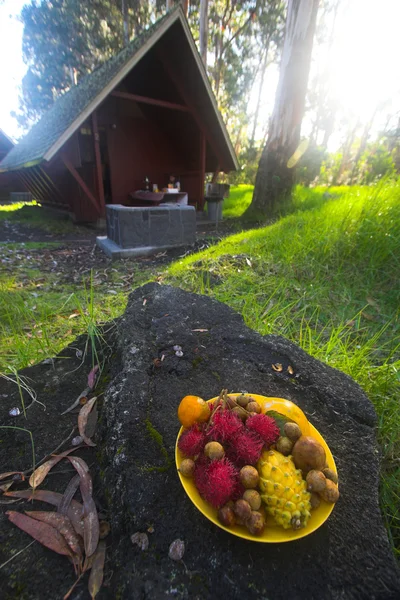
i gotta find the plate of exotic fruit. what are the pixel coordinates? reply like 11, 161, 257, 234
175, 390, 339, 542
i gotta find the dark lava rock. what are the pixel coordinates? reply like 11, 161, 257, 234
1, 283, 399, 600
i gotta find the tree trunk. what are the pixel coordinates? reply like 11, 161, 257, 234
121, 0, 129, 45
199, 0, 208, 67
350, 109, 377, 183
181, 0, 189, 16
246, 0, 319, 219
250, 46, 269, 148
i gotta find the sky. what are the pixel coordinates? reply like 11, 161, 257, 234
0, 0, 28, 140
1, 0, 400, 148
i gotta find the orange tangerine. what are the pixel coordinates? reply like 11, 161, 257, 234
178, 395, 210, 428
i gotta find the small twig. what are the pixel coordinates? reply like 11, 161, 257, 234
18, 426, 76, 478
0, 540, 36, 570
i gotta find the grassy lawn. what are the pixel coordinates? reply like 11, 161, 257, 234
0, 201, 92, 235
223, 184, 254, 218
1, 181, 399, 558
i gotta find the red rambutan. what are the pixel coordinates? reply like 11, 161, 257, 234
178, 424, 206, 457
229, 430, 264, 467
246, 414, 280, 447
206, 409, 244, 444
194, 457, 239, 508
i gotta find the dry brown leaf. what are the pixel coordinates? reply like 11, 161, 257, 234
58, 475, 80, 516
78, 397, 98, 447
29, 447, 80, 488
7, 510, 72, 556
0, 481, 14, 493
26, 511, 83, 560
287, 365, 294, 375
5, 489, 84, 538
361, 311, 377, 322
0, 471, 24, 482
366, 296, 380, 310
87, 365, 99, 390
88, 540, 106, 600
67, 456, 99, 557
272, 363, 283, 372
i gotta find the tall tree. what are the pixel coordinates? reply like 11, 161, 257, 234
246, 0, 319, 219
15, 0, 154, 128
199, 0, 208, 65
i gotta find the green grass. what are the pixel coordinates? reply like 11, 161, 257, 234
165, 180, 400, 557
0, 201, 88, 235
223, 184, 254, 218
1, 182, 400, 558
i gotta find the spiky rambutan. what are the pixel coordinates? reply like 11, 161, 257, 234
246, 414, 280, 447
178, 424, 206, 457
194, 457, 239, 508
206, 409, 244, 444
229, 430, 264, 467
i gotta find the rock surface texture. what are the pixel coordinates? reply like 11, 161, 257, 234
1, 283, 399, 600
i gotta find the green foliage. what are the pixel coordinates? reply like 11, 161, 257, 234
228, 144, 263, 185
15, 0, 156, 126
295, 144, 328, 186
361, 145, 396, 184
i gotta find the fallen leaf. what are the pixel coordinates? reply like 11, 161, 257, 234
78, 397, 98, 447
29, 447, 80, 488
88, 540, 106, 600
361, 311, 377, 322
287, 365, 294, 375
58, 474, 81, 516
5, 489, 84, 537
6, 510, 72, 556
272, 363, 283, 372
26, 511, 83, 560
366, 296, 380, 310
0, 471, 24, 481
67, 457, 99, 557
85, 404, 98, 439
0, 481, 14, 493
87, 365, 99, 390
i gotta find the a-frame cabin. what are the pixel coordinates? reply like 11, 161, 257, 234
0, 7, 237, 222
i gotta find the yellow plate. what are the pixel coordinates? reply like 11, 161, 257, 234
175, 394, 337, 543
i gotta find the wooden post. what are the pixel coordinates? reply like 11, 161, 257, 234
61, 153, 101, 215
199, 131, 206, 211
92, 111, 106, 217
